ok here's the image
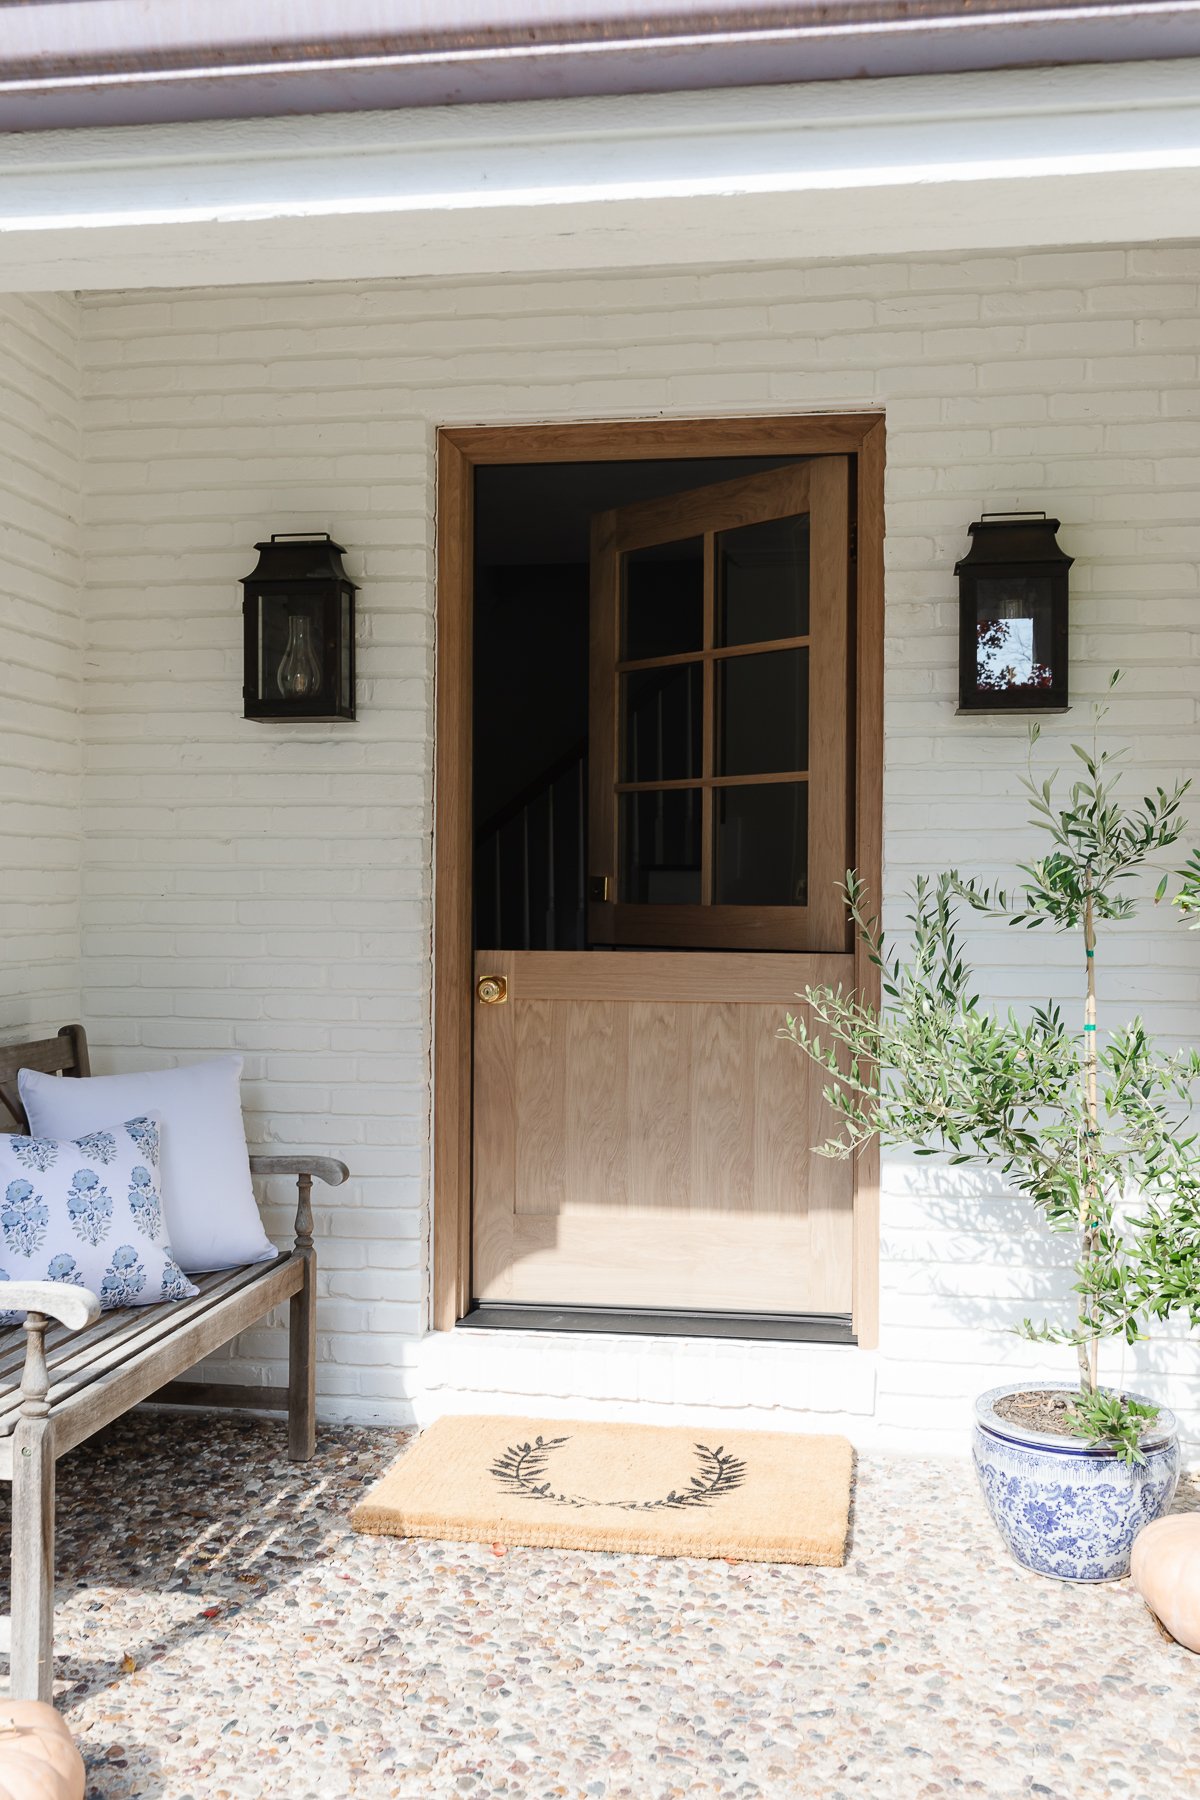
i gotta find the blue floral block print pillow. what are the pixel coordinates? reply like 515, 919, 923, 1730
0, 1114, 198, 1312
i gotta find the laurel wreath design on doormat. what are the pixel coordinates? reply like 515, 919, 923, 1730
489, 1435, 748, 1511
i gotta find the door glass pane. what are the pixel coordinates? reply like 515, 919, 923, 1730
622, 536, 704, 661
717, 647, 809, 777
714, 783, 808, 907
621, 663, 702, 783
716, 514, 809, 647
619, 789, 702, 904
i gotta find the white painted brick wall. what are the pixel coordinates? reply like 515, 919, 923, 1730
0, 293, 82, 1041
70, 244, 1200, 1454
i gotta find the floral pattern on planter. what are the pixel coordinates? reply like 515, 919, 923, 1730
973, 1383, 1179, 1581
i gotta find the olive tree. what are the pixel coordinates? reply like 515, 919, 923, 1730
784, 681, 1200, 1461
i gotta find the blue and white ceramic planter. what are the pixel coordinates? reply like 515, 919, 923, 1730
973, 1381, 1179, 1582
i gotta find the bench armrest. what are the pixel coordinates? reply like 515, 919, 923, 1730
4, 1283, 101, 1420
3, 1282, 100, 1334
249, 1155, 349, 1253
249, 1156, 349, 1187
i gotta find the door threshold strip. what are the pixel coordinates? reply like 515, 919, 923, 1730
457, 1304, 856, 1344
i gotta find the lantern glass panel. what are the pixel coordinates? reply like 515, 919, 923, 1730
339, 590, 353, 715
249, 592, 328, 705
973, 574, 1056, 701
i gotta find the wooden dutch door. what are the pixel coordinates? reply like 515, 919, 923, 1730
470, 456, 859, 1324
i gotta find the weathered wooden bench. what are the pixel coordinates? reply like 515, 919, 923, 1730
0, 1025, 348, 1702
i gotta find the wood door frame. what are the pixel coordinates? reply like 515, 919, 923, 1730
433, 413, 885, 1342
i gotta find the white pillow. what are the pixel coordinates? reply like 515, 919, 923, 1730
0, 1115, 198, 1310
18, 1056, 277, 1273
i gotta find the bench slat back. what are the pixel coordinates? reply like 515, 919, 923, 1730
0, 1025, 90, 1134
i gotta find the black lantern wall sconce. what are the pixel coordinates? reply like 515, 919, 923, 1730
955, 512, 1073, 713
241, 532, 356, 721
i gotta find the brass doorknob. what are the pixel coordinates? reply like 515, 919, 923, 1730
476, 974, 508, 1004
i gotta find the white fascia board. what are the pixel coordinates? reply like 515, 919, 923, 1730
2, 58, 1200, 292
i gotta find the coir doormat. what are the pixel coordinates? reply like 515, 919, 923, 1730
351, 1415, 853, 1566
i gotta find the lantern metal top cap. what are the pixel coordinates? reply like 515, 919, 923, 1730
955, 510, 1073, 574
242, 530, 355, 588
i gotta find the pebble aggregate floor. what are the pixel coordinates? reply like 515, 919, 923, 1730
2, 1413, 1197, 1800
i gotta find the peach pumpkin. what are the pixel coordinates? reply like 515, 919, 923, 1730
1131, 1514, 1200, 1652
0, 1704, 84, 1800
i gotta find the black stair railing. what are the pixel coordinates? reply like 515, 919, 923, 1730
475, 668, 693, 950
475, 740, 587, 950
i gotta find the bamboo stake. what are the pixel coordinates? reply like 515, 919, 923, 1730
1080, 868, 1100, 1392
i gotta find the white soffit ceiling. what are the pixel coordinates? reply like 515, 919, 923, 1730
1, 59, 1200, 292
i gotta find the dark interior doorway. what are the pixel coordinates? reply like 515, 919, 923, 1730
472, 455, 800, 952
